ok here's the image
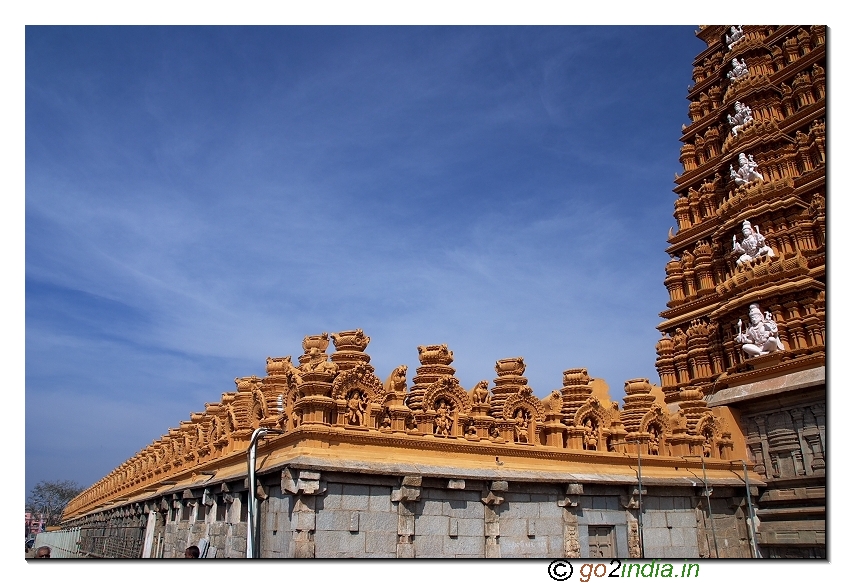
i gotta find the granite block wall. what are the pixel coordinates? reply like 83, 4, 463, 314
64, 470, 755, 559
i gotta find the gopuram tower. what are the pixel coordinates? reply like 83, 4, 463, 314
657, 25, 825, 558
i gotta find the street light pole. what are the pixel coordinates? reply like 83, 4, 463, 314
684, 454, 719, 558
636, 441, 644, 559
739, 460, 760, 558
246, 427, 284, 559
613, 437, 646, 559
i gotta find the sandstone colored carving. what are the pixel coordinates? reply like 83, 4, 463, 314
471, 380, 490, 404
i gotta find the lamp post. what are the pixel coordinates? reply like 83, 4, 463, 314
612, 437, 646, 558
737, 459, 760, 558
246, 427, 284, 559
684, 454, 719, 558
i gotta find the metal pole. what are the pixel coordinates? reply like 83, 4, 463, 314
701, 455, 720, 558
741, 460, 760, 558
246, 427, 267, 559
616, 437, 646, 559
637, 443, 645, 559
246, 427, 284, 559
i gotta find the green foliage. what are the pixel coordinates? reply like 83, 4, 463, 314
26, 480, 83, 526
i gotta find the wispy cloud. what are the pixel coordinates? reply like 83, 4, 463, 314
27, 26, 703, 490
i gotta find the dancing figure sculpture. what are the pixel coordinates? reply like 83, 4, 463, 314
732, 219, 774, 266
727, 101, 753, 137
726, 25, 744, 48
730, 153, 763, 186
727, 57, 749, 82
736, 303, 785, 358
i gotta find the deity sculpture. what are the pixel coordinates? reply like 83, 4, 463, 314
648, 426, 660, 455
702, 436, 713, 458
729, 153, 763, 186
727, 101, 753, 137
736, 303, 785, 358
434, 399, 453, 436
583, 418, 598, 451
732, 219, 774, 266
514, 410, 529, 443
726, 25, 744, 49
727, 57, 749, 82
346, 390, 367, 426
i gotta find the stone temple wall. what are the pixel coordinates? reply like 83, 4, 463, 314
69, 467, 754, 559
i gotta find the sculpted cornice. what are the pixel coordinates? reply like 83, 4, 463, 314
658, 272, 822, 332
792, 166, 825, 192
708, 275, 824, 321
712, 353, 824, 393
666, 216, 720, 253
251, 425, 743, 472
779, 106, 826, 140
769, 43, 825, 88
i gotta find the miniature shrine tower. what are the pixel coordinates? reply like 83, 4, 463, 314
657, 25, 825, 558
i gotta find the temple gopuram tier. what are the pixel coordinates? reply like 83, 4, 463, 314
61, 330, 755, 559
658, 25, 825, 558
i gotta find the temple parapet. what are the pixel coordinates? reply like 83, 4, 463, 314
64, 329, 745, 520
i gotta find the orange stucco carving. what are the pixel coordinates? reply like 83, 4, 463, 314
64, 329, 747, 520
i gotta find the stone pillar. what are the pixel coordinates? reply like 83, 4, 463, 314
383, 389, 414, 434
620, 487, 643, 558
391, 475, 422, 558
481, 480, 507, 558
281, 468, 325, 558
470, 402, 496, 441
541, 413, 566, 448
655, 334, 676, 390
559, 483, 582, 557
565, 426, 585, 450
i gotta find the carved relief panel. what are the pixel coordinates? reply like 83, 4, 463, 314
743, 401, 825, 479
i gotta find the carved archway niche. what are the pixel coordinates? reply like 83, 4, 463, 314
639, 405, 670, 456
695, 413, 732, 460
422, 376, 471, 438
574, 397, 611, 451
331, 363, 385, 429
502, 387, 543, 445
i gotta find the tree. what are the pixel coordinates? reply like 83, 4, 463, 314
26, 480, 84, 527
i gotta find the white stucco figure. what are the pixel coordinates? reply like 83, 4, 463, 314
727, 57, 749, 82
726, 26, 744, 49
732, 219, 774, 266
736, 304, 784, 358
730, 153, 763, 187
727, 101, 753, 137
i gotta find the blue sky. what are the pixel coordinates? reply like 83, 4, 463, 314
24, 24, 717, 493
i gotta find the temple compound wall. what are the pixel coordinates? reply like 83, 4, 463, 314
60, 330, 757, 559
65, 464, 754, 560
